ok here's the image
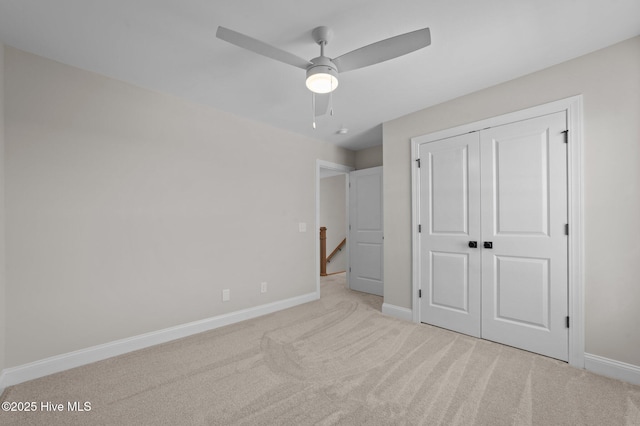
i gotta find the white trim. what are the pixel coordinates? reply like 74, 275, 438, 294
410, 95, 585, 368
316, 160, 354, 295
411, 139, 421, 324
0, 291, 317, 390
382, 303, 413, 322
584, 353, 640, 386
566, 98, 585, 368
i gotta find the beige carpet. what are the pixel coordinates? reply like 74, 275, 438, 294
1, 273, 639, 425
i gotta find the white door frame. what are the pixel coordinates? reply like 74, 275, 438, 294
316, 160, 354, 296
411, 95, 584, 368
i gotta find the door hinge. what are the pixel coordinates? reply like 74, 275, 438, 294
416, 158, 421, 168
419, 289, 422, 298
418, 224, 422, 233
349, 267, 351, 272
565, 224, 569, 235
349, 224, 351, 230
562, 130, 569, 143
566, 316, 570, 328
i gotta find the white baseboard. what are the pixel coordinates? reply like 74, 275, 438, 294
0, 291, 318, 391
382, 303, 413, 322
584, 353, 640, 386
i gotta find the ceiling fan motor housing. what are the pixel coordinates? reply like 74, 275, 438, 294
306, 56, 339, 93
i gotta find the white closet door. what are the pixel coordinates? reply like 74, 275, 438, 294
480, 112, 568, 361
419, 133, 482, 337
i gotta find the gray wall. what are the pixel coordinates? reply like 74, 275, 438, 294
355, 145, 382, 169
4, 47, 355, 367
383, 36, 640, 367
320, 175, 347, 274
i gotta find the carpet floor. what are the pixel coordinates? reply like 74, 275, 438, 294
1, 273, 639, 425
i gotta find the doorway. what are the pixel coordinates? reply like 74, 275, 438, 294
316, 160, 353, 296
316, 161, 384, 298
320, 172, 347, 275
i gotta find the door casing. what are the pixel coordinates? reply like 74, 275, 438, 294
411, 96, 584, 368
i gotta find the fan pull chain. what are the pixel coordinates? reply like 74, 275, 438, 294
312, 92, 316, 129
330, 80, 334, 116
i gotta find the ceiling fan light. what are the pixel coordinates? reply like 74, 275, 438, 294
306, 66, 339, 94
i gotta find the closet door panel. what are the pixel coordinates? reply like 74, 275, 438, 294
419, 133, 481, 337
480, 112, 568, 361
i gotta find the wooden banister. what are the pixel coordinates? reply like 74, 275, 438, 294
321, 227, 347, 276
320, 227, 327, 276
327, 238, 346, 263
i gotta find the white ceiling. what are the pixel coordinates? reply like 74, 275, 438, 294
1, 1, 639, 151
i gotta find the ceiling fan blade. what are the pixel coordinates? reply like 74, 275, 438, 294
314, 93, 330, 117
216, 26, 311, 70
332, 28, 431, 73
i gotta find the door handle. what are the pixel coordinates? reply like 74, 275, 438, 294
483, 241, 493, 249
468, 241, 478, 248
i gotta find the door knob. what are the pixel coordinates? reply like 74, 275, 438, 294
484, 241, 493, 249
468, 241, 478, 248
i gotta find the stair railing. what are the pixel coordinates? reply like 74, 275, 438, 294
320, 227, 346, 276
327, 238, 346, 263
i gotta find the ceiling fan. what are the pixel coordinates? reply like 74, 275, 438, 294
216, 25, 431, 124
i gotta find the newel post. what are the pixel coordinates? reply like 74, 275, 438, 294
320, 227, 327, 276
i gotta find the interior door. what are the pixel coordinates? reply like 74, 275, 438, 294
417, 111, 569, 361
480, 112, 568, 361
418, 133, 482, 337
349, 167, 383, 296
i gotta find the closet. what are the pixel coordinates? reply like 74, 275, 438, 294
414, 111, 569, 361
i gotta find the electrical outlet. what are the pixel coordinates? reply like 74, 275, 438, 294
299, 222, 307, 232
261, 282, 268, 293
222, 289, 230, 302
